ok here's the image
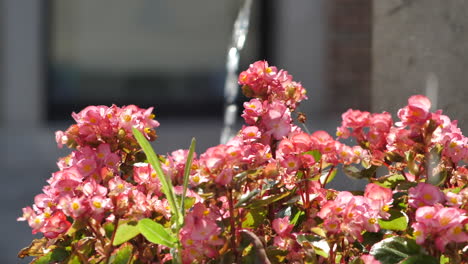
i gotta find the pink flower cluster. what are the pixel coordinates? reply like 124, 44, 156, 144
337, 109, 393, 154
18, 106, 164, 239
337, 95, 468, 166
317, 184, 393, 242
197, 128, 272, 185
239, 61, 307, 141
272, 216, 304, 260
390, 95, 467, 163
18, 60, 468, 263
412, 205, 468, 251
238, 60, 307, 108
179, 203, 223, 264
56, 105, 159, 149
408, 182, 468, 251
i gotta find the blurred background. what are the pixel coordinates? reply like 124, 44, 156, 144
1, 0, 467, 262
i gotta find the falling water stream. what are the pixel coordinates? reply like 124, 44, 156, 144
220, 0, 253, 144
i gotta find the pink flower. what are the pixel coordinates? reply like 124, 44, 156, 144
409, 183, 445, 208
412, 222, 427, 244
445, 192, 462, 207
261, 100, 292, 140
413, 205, 468, 251
310, 130, 335, 154
415, 206, 439, 228
239, 60, 278, 98
341, 109, 370, 129
397, 95, 432, 127
241, 126, 261, 141
59, 196, 88, 218
272, 216, 293, 237
40, 211, 71, 239
442, 133, 467, 163
214, 168, 233, 185
361, 254, 382, 264
89, 196, 113, 220
364, 183, 393, 205
182, 203, 221, 245
323, 217, 340, 234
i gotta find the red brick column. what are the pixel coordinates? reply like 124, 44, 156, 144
326, 0, 372, 112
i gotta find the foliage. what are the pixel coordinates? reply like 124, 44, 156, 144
18, 61, 467, 264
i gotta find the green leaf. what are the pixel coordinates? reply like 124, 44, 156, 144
180, 138, 196, 222
370, 237, 423, 264
66, 255, 81, 264
132, 128, 180, 225
362, 231, 384, 247
109, 243, 134, 264
427, 170, 447, 187
378, 209, 408, 231
138, 218, 176, 248
31, 247, 69, 264
235, 189, 260, 208
113, 220, 141, 246
303, 150, 322, 162
242, 209, 267, 228
310, 227, 326, 238
181, 196, 195, 210
290, 210, 305, 226
343, 165, 377, 179
103, 221, 115, 239
66, 219, 86, 236
296, 234, 330, 258
247, 191, 291, 208
349, 257, 365, 264
385, 151, 405, 162
312, 240, 330, 258
439, 255, 450, 264
374, 174, 406, 188
320, 167, 337, 185
296, 234, 321, 245
400, 254, 438, 264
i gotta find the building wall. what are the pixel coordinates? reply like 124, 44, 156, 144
327, 0, 372, 112
372, 0, 468, 133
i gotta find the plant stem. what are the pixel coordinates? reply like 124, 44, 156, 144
105, 216, 120, 264
227, 186, 239, 263
322, 166, 335, 188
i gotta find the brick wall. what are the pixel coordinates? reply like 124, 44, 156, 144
326, 0, 372, 112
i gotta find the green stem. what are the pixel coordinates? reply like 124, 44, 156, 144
227, 186, 239, 263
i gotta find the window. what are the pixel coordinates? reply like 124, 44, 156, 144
47, 0, 262, 120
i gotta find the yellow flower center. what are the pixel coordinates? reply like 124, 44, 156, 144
382, 205, 390, 212
72, 203, 80, 210
440, 217, 451, 226
423, 193, 433, 201
452, 226, 462, 235
424, 213, 433, 219
83, 164, 92, 172
193, 175, 200, 183
93, 201, 102, 209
